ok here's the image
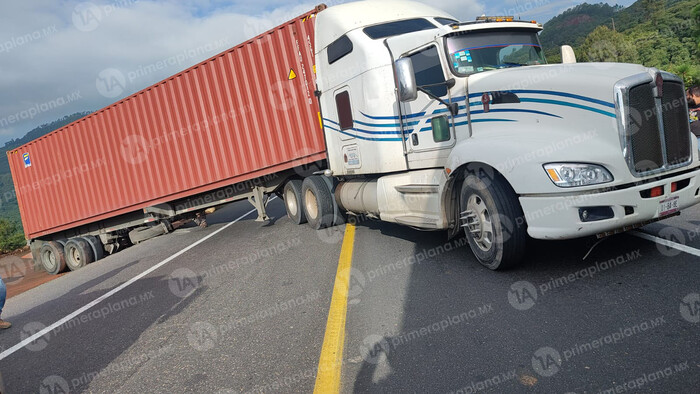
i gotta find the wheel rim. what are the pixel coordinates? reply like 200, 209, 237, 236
285, 188, 298, 216
463, 195, 494, 252
43, 249, 57, 271
70, 246, 81, 265
305, 189, 318, 220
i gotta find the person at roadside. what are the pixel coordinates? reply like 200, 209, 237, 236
0, 277, 10, 329
687, 85, 700, 141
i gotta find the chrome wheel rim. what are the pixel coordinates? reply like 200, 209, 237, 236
285, 188, 298, 217
462, 195, 494, 252
43, 250, 56, 271
305, 189, 318, 220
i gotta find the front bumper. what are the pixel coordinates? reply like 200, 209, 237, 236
520, 168, 700, 240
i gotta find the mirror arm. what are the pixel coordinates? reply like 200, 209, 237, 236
417, 86, 459, 116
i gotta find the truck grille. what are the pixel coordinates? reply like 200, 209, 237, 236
661, 81, 692, 166
616, 72, 692, 176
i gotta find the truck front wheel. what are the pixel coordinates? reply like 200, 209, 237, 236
40, 241, 67, 275
302, 176, 334, 230
460, 172, 526, 270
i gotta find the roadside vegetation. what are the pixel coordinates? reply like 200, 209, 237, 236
541, 0, 700, 85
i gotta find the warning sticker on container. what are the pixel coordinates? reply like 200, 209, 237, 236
22, 152, 31, 168
288, 69, 297, 80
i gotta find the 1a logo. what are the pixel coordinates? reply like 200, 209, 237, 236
39, 375, 70, 394
167, 268, 200, 298
187, 322, 218, 352
680, 293, 700, 323
508, 281, 537, 310
96, 68, 126, 98
72, 3, 103, 32
532, 347, 562, 377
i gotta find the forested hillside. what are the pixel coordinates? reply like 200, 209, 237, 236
0, 111, 91, 252
542, 0, 700, 85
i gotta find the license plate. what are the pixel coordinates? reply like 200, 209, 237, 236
658, 197, 679, 217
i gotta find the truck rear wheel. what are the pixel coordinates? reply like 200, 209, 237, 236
302, 176, 334, 230
460, 172, 526, 270
284, 180, 307, 225
82, 236, 105, 261
65, 238, 95, 271
40, 241, 67, 275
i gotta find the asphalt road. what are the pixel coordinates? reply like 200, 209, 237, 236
0, 199, 698, 393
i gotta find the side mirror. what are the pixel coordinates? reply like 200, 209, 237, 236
395, 58, 417, 102
561, 45, 577, 64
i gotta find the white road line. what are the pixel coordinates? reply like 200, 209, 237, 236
0, 206, 259, 361
631, 231, 700, 257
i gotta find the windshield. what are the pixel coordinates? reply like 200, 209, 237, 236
445, 29, 545, 75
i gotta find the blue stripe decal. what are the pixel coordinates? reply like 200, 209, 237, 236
354, 120, 419, 128
433, 108, 561, 119
519, 98, 616, 118
353, 127, 405, 135
511, 90, 615, 108
360, 111, 426, 120
324, 125, 403, 142
454, 119, 516, 127
469, 90, 615, 109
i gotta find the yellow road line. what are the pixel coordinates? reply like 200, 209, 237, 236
314, 224, 356, 394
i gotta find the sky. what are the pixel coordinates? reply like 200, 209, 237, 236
0, 0, 637, 146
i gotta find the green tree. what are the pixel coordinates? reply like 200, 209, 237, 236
641, 0, 665, 26
0, 219, 26, 253
580, 26, 638, 63
693, 4, 700, 55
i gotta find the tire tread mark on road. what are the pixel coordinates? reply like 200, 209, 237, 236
313, 224, 356, 394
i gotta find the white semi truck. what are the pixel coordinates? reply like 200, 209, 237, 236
16, 0, 698, 274
284, 0, 700, 269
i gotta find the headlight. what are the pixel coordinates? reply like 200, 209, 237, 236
544, 163, 613, 188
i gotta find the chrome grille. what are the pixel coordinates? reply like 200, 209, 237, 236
627, 83, 663, 172
661, 81, 692, 166
615, 71, 692, 177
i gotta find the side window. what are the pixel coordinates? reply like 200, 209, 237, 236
432, 116, 451, 142
328, 35, 353, 64
363, 18, 436, 39
435, 17, 458, 26
335, 91, 353, 130
407, 46, 447, 97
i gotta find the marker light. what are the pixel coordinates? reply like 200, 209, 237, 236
544, 163, 614, 188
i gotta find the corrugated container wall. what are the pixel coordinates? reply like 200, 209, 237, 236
8, 7, 327, 240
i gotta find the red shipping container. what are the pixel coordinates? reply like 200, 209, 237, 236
8, 6, 327, 240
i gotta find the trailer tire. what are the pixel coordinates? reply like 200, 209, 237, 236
284, 180, 307, 225
460, 172, 526, 270
40, 241, 67, 275
65, 238, 94, 271
82, 236, 105, 261
302, 176, 334, 230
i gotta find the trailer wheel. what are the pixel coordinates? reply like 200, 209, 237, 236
460, 172, 526, 270
82, 236, 105, 261
64, 238, 95, 271
302, 176, 334, 230
284, 180, 307, 225
40, 241, 67, 275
